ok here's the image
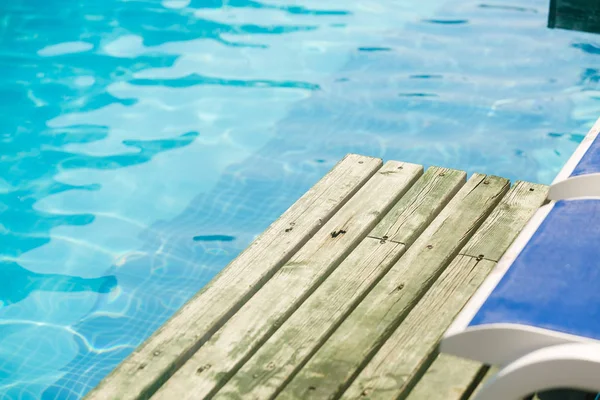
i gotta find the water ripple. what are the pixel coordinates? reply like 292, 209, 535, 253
130, 74, 321, 90
0, 0, 599, 399
422, 18, 469, 24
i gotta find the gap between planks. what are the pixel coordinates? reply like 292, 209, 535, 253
276, 173, 511, 400
84, 154, 383, 400
215, 166, 467, 400
150, 161, 424, 400
343, 181, 548, 400
84, 154, 549, 400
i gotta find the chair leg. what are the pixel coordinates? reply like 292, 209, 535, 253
472, 343, 600, 400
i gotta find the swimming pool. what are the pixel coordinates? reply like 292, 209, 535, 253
1, 0, 599, 398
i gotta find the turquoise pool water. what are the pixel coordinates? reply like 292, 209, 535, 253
1, 0, 599, 398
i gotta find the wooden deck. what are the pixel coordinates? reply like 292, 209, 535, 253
85, 154, 548, 400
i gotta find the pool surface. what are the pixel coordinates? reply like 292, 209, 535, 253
1, 0, 599, 398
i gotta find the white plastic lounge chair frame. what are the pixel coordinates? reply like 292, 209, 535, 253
548, 117, 600, 200
441, 117, 600, 400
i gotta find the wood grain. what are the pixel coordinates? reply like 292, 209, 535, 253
405, 182, 549, 400
404, 354, 487, 400
341, 257, 494, 400
277, 174, 510, 400
150, 161, 423, 400
460, 182, 549, 262
215, 167, 466, 399
341, 181, 548, 400
84, 154, 382, 400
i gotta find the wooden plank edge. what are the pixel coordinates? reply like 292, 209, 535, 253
277, 174, 509, 400
408, 182, 549, 400
341, 181, 548, 400
214, 166, 467, 399
148, 161, 424, 400
83, 154, 383, 400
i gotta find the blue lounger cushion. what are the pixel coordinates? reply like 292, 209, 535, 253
471, 199, 600, 336
441, 199, 600, 366
571, 134, 600, 177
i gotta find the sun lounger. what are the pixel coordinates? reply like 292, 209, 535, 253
440, 117, 600, 400
548, 117, 600, 201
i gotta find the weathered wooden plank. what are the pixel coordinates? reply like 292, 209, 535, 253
341, 256, 494, 400
341, 181, 548, 400
278, 174, 510, 400
150, 161, 424, 400
84, 154, 382, 400
405, 182, 549, 400
404, 354, 487, 400
368, 168, 463, 244
216, 167, 466, 399
459, 182, 549, 262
